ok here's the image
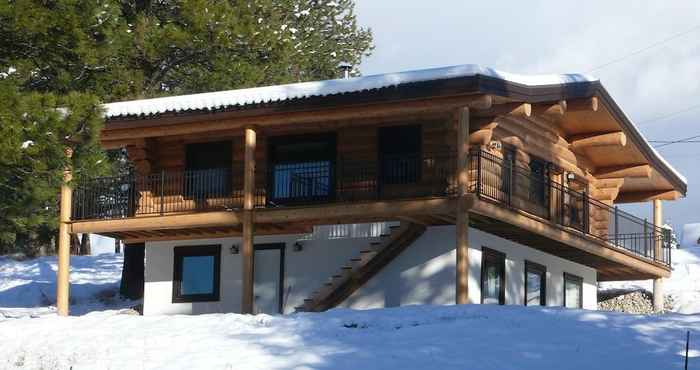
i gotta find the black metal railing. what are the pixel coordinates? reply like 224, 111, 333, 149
72, 152, 458, 220
470, 150, 671, 266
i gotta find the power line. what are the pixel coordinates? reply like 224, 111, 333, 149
653, 134, 700, 148
637, 103, 700, 126
587, 24, 700, 73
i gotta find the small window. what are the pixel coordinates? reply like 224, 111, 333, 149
529, 158, 549, 207
185, 141, 233, 198
481, 247, 506, 305
173, 245, 221, 303
524, 261, 546, 306
563, 273, 583, 309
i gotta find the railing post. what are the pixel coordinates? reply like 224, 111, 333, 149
614, 206, 619, 247
507, 156, 513, 206
644, 218, 649, 257
160, 170, 165, 216
583, 192, 590, 234
476, 150, 482, 197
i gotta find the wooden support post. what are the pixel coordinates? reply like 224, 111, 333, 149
456, 107, 470, 304
241, 127, 256, 314
653, 199, 664, 312
56, 148, 73, 316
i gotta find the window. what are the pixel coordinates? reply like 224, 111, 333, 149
268, 134, 336, 203
481, 247, 506, 305
379, 125, 422, 184
173, 245, 221, 303
529, 158, 549, 207
185, 141, 233, 197
501, 146, 516, 201
524, 261, 546, 306
563, 273, 583, 309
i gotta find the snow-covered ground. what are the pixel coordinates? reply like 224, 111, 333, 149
0, 253, 132, 317
600, 247, 700, 314
2, 249, 700, 369
1, 304, 698, 369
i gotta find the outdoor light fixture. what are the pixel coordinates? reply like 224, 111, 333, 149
293, 242, 304, 252
230, 244, 240, 254
566, 172, 576, 181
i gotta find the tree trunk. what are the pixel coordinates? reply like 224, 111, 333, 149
114, 239, 121, 254
69, 234, 80, 255
79, 233, 91, 255
119, 243, 145, 300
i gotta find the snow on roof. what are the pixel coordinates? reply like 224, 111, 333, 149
102, 64, 597, 118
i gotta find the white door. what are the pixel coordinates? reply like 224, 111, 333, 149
254, 244, 284, 314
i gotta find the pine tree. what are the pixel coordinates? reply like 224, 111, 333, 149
0, 0, 373, 256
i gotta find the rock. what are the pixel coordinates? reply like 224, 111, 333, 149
598, 289, 674, 314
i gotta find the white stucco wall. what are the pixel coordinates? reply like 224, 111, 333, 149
339, 226, 597, 310
143, 224, 597, 315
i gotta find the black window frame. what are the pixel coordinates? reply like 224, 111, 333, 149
524, 260, 546, 306
563, 272, 583, 309
172, 245, 221, 303
529, 157, 549, 207
267, 133, 337, 205
480, 247, 506, 305
378, 124, 423, 185
184, 141, 233, 198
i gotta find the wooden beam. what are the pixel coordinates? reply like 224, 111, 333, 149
256, 198, 457, 224
472, 102, 531, 118
100, 94, 493, 143
566, 97, 598, 112
570, 131, 627, 150
397, 216, 429, 226
456, 107, 470, 304
594, 164, 652, 179
56, 148, 73, 317
241, 127, 256, 315
532, 100, 566, 119
71, 211, 242, 234
616, 190, 682, 203
652, 199, 664, 312
469, 128, 493, 146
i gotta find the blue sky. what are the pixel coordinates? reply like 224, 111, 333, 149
355, 0, 700, 231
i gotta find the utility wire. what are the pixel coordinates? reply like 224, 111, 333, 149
637, 103, 700, 126
653, 134, 700, 148
587, 24, 700, 73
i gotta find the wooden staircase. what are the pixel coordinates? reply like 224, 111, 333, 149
295, 221, 426, 312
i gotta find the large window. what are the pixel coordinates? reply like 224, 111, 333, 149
481, 247, 506, 305
185, 141, 233, 198
378, 125, 422, 184
268, 134, 336, 204
172, 245, 221, 303
524, 261, 546, 306
563, 273, 583, 309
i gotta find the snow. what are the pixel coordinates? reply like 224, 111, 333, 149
2, 252, 700, 368
0, 253, 131, 318
601, 246, 700, 314
102, 64, 597, 118
1, 304, 699, 369
20, 140, 33, 149
682, 223, 700, 248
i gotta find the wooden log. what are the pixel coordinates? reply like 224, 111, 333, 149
570, 131, 627, 150
473, 102, 531, 118
532, 100, 566, 119
567, 97, 598, 112
595, 164, 652, 179
456, 107, 470, 304
56, 148, 73, 317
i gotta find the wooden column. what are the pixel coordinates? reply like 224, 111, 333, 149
56, 148, 73, 316
652, 199, 664, 312
456, 107, 470, 304
241, 127, 256, 314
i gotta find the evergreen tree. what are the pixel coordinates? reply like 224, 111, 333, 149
0, 0, 373, 255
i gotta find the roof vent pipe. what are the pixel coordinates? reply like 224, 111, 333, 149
338, 62, 352, 79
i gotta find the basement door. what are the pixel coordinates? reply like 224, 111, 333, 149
253, 243, 285, 314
